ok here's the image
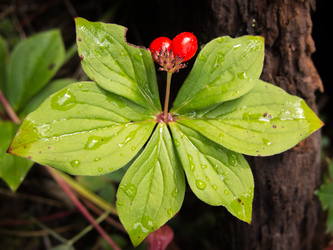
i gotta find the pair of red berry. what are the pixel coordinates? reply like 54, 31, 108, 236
149, 32, 198, 73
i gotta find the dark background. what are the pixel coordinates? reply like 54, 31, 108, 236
0, 0, 331, 249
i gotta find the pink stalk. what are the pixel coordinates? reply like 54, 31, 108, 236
47, 166, 121, 250
0, 89, 21, 124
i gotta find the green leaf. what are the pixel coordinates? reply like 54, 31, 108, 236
19, 78, 76, 118
75, 17, 161, 113
171, 36, 265, 114
0, 36, 7, 92
170, 123, 253, 223
316, 160, 333, 233
8, 81, 156, 176
176, 80, 323, 156
0, 121, 34, 191
6, 30, 65, 112
117, 123, 185, 246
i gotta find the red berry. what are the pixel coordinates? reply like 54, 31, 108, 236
149, 37, 172, 62
172, 32, 198, 62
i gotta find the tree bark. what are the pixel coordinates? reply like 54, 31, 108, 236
205, 0, 325, 249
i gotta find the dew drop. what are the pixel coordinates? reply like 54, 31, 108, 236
232, 90, 240, 96
206, 177, 210, 181
195, 180, 207, 190
237, 71, 247, 79
224, 190, 230, 195
85, 136, 111, 150
212, 185, 218, 190
70, 159, 80, 168
262, 138, 272, 146
167, 208, 174, 217
198, 52, 207, 62
174, 139, 180, 147
120, 183, 137, 200
227, 151, 241, 167
172, 188, 179, 198
201, 164, 207, 169
133, 52, 142, 62
188, 154, 195, 171
131, 146, 136, 151
119, 130, 137, 148
98, 167, 103, 172
216, 37, 224, 43
51, 88, 77, 111
94, 157, 101, 162
120, 153, 124, 157
173, 173, 178, 183
117, 200, 124, 206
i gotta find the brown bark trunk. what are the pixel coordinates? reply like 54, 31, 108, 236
205, 0, 325, 249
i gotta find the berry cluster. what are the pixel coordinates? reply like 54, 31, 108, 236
149, 32, 197, 73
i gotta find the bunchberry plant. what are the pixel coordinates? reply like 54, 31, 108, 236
8, 18, 323, 246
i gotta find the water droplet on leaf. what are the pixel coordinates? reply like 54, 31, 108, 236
94, 157, 101, 162
51, 88, 77, 111
172, 188, 179, 198
216, 37, 224, 43
120, 183, 137, 200
262, 138, 272, 146
70, 159, 80, 168
85, 136, 111, 150
198, 52, 207, 62
195, 180, 207, 190
227, 151, 241, 167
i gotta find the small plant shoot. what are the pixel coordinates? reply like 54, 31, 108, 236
8, 18, 323, 246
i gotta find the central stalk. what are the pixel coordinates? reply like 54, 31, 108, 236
164, 72, 173, 121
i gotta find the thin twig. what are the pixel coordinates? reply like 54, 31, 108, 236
0, 224, 75, 237
80, 195, 126, 233
66, 211, 110, 246
0, 187, 64, 207
0, 90, 20, 123
46, 166, 121, 250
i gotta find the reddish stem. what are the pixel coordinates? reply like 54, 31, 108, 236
46, 166, 121, 250
0, 89, 20, 124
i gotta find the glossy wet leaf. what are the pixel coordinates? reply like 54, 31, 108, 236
75, 17, 161, 114
6, 30, 66, 112
8, 82, 155, 176
0, 121, 34, 191
171, 36, 264, 114
176, 80, 323, 156
117, 123, 185, 246
170, 123, 253, 223
0, 36, 7, 92
19, 78, 76, 118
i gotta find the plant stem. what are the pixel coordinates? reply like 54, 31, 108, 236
164, 72, 172, 120
66, 211, 110, 246
0, 89, 21, 124
46, 166, 121, 250
51, 168, 117, 215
